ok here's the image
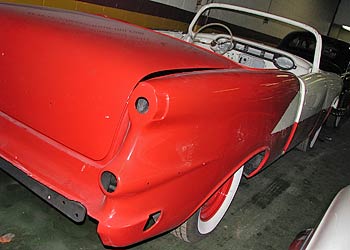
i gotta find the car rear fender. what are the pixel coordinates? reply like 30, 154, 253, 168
117, 68, 301, 193
94, 68, 300, 245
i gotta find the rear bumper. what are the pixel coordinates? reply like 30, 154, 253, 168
0, 112, 157, 247
0, 157, 86, 223
0, 155, 165, 246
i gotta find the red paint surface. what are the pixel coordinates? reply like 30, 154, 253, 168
200, 174, 233, 221
283, 122, 298, 153
0, 4, 314, 247
0, 4, 237, 161
97, 70, 300, 246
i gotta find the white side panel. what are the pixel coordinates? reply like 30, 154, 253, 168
299, 72, 342, 122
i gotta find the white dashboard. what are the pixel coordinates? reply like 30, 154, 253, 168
157, 30, 312, 77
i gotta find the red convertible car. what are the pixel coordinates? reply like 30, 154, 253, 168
0, 3, 342, 247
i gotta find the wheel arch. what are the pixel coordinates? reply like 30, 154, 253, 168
194, 146, 270, 217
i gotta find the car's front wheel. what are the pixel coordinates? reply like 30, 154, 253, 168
172, 166, 244, 242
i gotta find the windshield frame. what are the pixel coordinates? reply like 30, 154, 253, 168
188, 3, 322, 73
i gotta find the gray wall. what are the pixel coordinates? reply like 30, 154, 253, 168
335, 0, 350, 26
150, 0, 198, 12
211, 0, 338, 35
151, 0, 339, 35
150, 0, 350, 41
329, 24, 350, 42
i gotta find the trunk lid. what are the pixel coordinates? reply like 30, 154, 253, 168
0, 4, 237, 160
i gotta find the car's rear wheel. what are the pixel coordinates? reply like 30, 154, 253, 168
172, 166, 243, 242
309, 126, 322, 148
334, 116, 342, 128
328, 97, 345, 128
297, 125, 322, 152
334, 102, 350, 128
328, 94, 350, 128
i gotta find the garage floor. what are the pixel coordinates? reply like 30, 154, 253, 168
1, 119, 349, 250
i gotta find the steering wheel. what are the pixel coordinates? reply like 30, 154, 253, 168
192, 23, 234, 54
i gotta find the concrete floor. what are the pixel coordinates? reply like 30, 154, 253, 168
1, 119, 349, 250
